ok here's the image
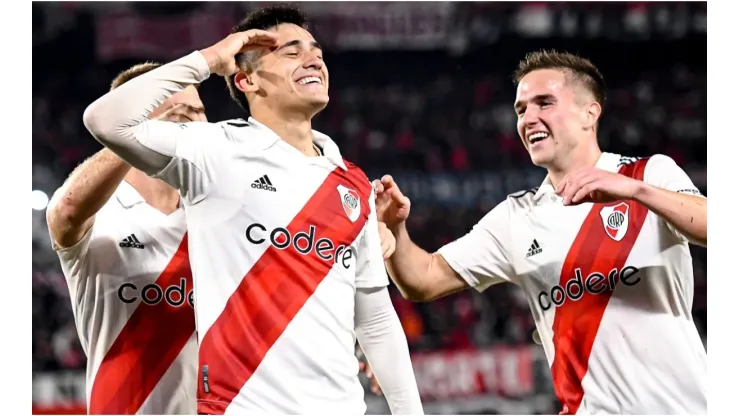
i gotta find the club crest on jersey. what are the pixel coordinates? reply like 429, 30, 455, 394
337, 184, 361, 222
599, 202, 629, 241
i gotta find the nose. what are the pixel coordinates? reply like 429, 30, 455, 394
302, 52, 324, 71
521, 105, 540, 127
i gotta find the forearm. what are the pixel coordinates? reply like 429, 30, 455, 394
82, 52, 210, 175
355, 288, 424, 415
385, 224, 437, 301
47, 149, 130, 248
634, 183, 707, 246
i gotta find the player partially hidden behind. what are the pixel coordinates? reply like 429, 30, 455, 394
375, 50, 706, 415
82, 3, 422, 415
47, 63, 206, 414
49, 60, 397, 414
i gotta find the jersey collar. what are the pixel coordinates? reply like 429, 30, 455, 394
116, 180, 146, 209
534, 152, 617, 200
247, 117, 348, 171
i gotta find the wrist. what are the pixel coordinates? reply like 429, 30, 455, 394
631, 180, 651, 202
389, 221, 407, 238
198, 48, 220, 74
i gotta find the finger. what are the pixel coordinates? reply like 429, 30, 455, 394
237, 32, 280, 54
555, 175, 569, 195
372, 179, 384, 194
244, 29, 280, 44
358, 361, 366, 372
383, 241, 395, 259
380, 240, 390, 258
387, 185, 406, 204
371, 381, 382, 395
185, 107, 205, 123
559, 172, 587, 202
555, 181, 565, 195
561, 182, 577, 205
571, 182, 598, 205
398, 196, 411, 210
564, 176, 599, 205
380, 175, 395, 189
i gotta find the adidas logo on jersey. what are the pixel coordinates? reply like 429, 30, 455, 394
251, 175, 277, 192
119, 234, 144, 249
526, 239, 542, 257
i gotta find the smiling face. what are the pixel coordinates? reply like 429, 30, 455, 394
514, 68, 600, 169
235, 23, 329, 118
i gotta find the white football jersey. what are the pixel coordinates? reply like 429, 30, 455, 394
438, 152, 706, 415
51, 181, 197, 414
148, 117, 389, 414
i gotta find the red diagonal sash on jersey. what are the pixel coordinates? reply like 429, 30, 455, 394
550, 159, 650, 414
89, 234, 195, 415
197, 167, 371, 414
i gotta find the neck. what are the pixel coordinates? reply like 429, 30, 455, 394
547, 138, 602, 189
252, 107, 318, 157
124, 170, 180, 215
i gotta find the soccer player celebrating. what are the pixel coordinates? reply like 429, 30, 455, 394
81, 4, 422, 415
47, 63, 206, 414
375, 50, 706, 415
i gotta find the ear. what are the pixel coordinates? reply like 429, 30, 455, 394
583, 101, 602, 131
234, 71, 259, 94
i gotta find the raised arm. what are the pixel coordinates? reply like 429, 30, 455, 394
46, 149, 130, 248
82, 52, 210, 175
83, 30, 279, 176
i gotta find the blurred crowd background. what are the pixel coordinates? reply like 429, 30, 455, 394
32, 2, 706, 414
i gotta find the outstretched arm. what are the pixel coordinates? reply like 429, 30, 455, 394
385, 223, 470, 302
375, 176, 517, 301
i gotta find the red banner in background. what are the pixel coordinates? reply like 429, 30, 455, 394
32, 404, 86, 415
94, 3, 454, 61
411, 346, 537, 400
34, 346, 552, 415
95, 12, 234, 61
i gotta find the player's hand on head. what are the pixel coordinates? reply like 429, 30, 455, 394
556, 167, 642, 206
377, 221, 396, 260
373, 175, 411, 229
200, 30, 280, 77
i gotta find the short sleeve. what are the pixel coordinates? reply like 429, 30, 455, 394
141, 120, 229, 205
354, 191, 390, 289
644, 154, 705, 241
644, 154, 704, 197
49, 219, 94, 265
437, 200, 517, 292
48, 209, 98, 325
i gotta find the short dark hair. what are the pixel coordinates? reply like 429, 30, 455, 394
110, 62, 162, 91
513, 50, 606, 108
225, 3, 309, 113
